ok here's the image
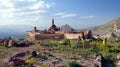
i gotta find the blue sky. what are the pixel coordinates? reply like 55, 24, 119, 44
0, 0, 120, 29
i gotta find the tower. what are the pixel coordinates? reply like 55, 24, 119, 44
34, 26, 37, 32
52, 18, 54, 26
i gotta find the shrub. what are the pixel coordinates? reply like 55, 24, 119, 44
39, 55, 48, 61
25, 58, 36, 64
59, 38, 70, 45
42, 63, 48, 67
68, 61, 79, 67
70, 40, 77, 47
99, 44, 110, 52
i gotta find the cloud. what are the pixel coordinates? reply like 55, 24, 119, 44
61, 14, 77, 18
54, 12, 77, 18
14, 10, 46, 16
80, 15, 96, 19
0, 0, 55, 17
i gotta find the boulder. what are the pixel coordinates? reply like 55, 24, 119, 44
4, 51, 27, 63
117, 54, 120, 66
8, 39, 13, 47
12, 58, 25, 66
117, 54, 120, 60
32, 51, 37, 57
94, 55, 102, 67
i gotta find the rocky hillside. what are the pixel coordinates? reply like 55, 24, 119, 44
92, 17, 120, 38
60, 24, 75, 31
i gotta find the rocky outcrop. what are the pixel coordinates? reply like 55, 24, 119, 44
92, 17, 120, 39
4, 51, 28, 67
94, 55, 102, 67
117, 54, 120, 66
3, 37, 13, 47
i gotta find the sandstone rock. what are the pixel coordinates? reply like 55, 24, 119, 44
94, 55, 102, 67
77, 36, 81, 45
8, 39, 13, 47
117, 54, 120, 60
117, 61, 120, 66
4, 40, 8, 47
117, 54, 120, 66
103, 38, 107, 44
12, 57, 25, 66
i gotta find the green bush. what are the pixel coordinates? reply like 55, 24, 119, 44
59, 38, 70, 45
25, 58, 36, 64
70, 40, 77, 47
68, 61, 79, 67
39, 55, 48, 61
99, 44, 110, 52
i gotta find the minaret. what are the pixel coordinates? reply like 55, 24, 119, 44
52, 18, 54, 26
34, 26, 37, 32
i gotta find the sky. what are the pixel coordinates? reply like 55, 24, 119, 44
0, 0, 120, 29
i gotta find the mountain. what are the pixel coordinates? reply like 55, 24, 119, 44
60, 24, 75, 31
0, 25, 33, 38
92, 17, 120, 38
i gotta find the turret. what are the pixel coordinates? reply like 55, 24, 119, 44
52, 18, 54, 26
34, 26, 37, 32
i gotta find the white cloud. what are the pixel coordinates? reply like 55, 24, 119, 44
54, 12, 77, 18
80, 15, 96, 19
0, 0, 55, 17
61, 14, 77, 18
54, 12, 65, 16
17, 0, 37, 2
28, 0, 55, 9
14, 10, 46, 16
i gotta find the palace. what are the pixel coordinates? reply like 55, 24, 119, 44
25, 19, 93, 41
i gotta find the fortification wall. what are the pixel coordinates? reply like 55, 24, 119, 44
64, 33, 81, 39
35, 34, 64, 40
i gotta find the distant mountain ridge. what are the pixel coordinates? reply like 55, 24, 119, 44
92, 17, 120, 38
0, 25, 33, 38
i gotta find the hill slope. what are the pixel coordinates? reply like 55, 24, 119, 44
92, 17, 120, 38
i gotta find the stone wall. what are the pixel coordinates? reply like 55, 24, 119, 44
35, 34, 64, 40
64, 33, 82, 39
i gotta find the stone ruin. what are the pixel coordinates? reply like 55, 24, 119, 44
25, 18, 94, 41
3, 37, 13, 47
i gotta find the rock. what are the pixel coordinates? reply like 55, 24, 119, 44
3, 40, 8, 47
15, 41, 31, 47
32, 51, 37, 57
77, 36, 81, 45
11, 52, 27, 58
4, 51, 27, 63
8, 39, 13, 47
117, 61, 120, 66
103, 38, 107, 44
4, 57, 12, 63
117, 54, 120, 66
12, 57, 25, 66
117, 54, 120, 60
94, 55, 102, 67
